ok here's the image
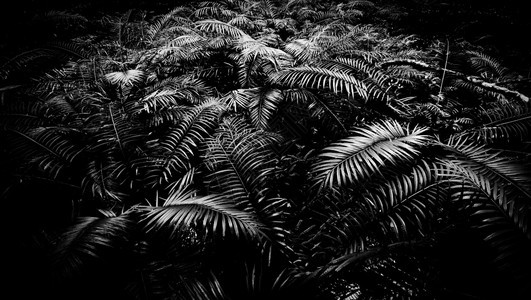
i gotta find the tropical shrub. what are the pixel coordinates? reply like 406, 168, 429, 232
1, 1, 530, 299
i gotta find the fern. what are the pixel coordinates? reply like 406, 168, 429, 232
143, 192, 264, 239
194, 19, 248, 38
53, 214, 133, 278
311, 119, 431, 191
141, 100, 223, 187
269, 66, 372, 103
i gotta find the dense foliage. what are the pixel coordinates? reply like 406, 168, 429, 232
1, 1, 530, 299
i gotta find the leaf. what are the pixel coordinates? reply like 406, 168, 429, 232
143, 193, 264, 239
105, 69, 145, 87
269, 66, 373, 103
53, 215, 133, 278
312, 120, 430, 190
195, 19, 248, 38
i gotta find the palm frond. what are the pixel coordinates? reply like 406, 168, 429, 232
9, 126, 84, 179
194, 19, 248, 38
228, 14, 256, 30
284, 39, 324, 64
53, 214, 133, 278
311, 120, 430, 190
438, 160, 531, 280
105, 69, 145, 87
269, 66, 372, 103
202, 118, 291, 250
220, 88, 256, 112
202, 118, 279, 207
362, 161, 444, 241
249, 87, 283, 130
439, 136, 531, 201
467, 51, 511, 79
143, 192, 264, 239
146, 7, 191, 43
141, 100, 223, 187
460, 103, 531, 144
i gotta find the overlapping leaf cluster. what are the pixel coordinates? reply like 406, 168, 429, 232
1, 0, 530, 299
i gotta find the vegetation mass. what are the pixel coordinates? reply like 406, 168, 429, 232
1, 0, 530, 299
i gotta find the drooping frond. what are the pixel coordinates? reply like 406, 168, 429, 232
248, 87, 283, 130
201, 118, 290, 246
439, 136, 531, 201
236, 36, 293, 66
0, 44, 86, 80
193, 5, 238, 21
437, 149, 531, 280
311, 120, 431, 190
459, 103, 531, 144
105, 69, 145, 87
143, 192, 264, 239
314, 58, 391, 102
194, 19, 248, 38
9, 126, 84, 179
0, 98, 48, 129
306, 161, 442, 260
362, 161, 444, 241
140, 77, 214, 114
155, 46, 214, 65
270, 66, 384, 104
42, 10, 89, 24
220, 88, 256, 112
284, 39, 324, 63
467, 51, 511, 79
53, 215, 133, 278
146, 6, 191, 43
380, 58, 530, 102
141, 100, 223, 187
228, 14, 256, 30
202, 118, 278, 206
343, 0, 376, 10
167, 34, 209, 48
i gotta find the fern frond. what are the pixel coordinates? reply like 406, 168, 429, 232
460, 105, 531, 144
167, 34, 209, 48
43, 10, 89, 24
228, 14, 256, 30
440, 136, 531, 200
105, 69, 145, 87
53, 215, 133, 278
438, 160, 531, 279
284, 39, 324, 64
9, 127, 84, 179
146, 6, 191, 43
312, 120, 431, 190
202, 118, 278, 207
248, 87, 283, 130
467, 51, 511, 79
269, 66, 371, 103
195, 19, 248, 38
143, 192, 264, 239
142, 101, 223, 186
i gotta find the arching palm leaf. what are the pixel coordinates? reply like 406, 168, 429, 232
140, 100, 223, 187
53, 214, 134, 278
269, 66, 372, 103
248, 87, 283, 130
105, 69, 145, 87
201, 118, 290, 245
143, 192, 264, 239
9, 126, 84, 180
194, 19, 248, 38
312, 120, 431, 191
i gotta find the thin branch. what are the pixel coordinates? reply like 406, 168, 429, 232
379, 59, 530, 102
